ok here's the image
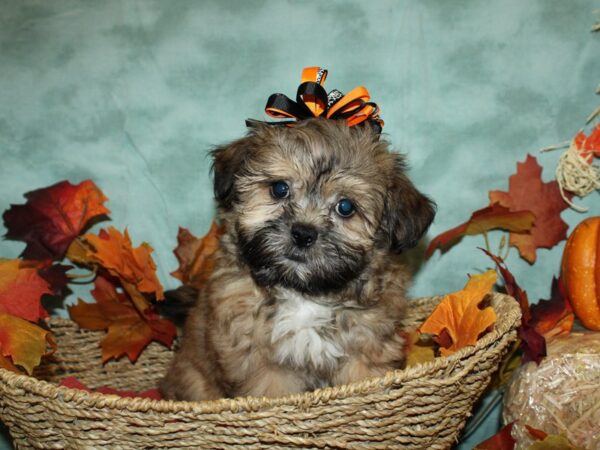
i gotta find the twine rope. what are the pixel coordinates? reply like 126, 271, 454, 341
543, 140, 600, 213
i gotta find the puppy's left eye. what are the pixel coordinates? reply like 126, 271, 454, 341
335, 198, 355, 218
270, 180, 290, 199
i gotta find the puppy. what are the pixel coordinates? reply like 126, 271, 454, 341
160, 118, 435, 401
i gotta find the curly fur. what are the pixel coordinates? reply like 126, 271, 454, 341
161, 119, 435, 400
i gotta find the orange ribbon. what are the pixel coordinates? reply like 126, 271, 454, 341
261, 67, 384, 131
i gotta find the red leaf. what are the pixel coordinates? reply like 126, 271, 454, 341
530, 278, 574, 338
517, 325, 547, 365
3, 180, 110, 260
146, 310, 177, 349
474, 423, 516, 450
68, 276, 175, 363
37, 262, 71, 296
525, 425, 548, 441
0, 259, 52, 322
574, 124, 600, 163
489, 155, 570, 263
59, 376, 162, 400
482, 249, 547, 364
481, 249, 530, 321
426, 204, 535, 258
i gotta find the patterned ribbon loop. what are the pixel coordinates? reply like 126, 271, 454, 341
262, 66, 384, 132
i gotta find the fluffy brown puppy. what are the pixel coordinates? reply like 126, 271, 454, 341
161, 118, 435, 401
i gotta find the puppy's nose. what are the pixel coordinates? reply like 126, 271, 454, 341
291, 223, 318, 248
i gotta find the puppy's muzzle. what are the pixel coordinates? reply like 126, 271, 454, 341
291, 223, 318, 248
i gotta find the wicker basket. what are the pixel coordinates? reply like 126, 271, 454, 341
0, 293, 520, 449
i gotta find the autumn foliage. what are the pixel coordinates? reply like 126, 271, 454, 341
427, 155, 570, 264
418, 270, 497, 356
171, 222, 224, 290
489, 155, 570, 263
69, 276, 174, 363
3, 180, 109, 260
0, 180, 174, 373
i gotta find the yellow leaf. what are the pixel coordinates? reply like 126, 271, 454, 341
0, 313, 55, 374
404, 331, 436, 367
525, 434, 584, 450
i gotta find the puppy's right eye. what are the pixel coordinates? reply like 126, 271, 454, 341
270, 181, 290, 199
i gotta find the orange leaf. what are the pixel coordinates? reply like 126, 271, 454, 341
2, 180, 109, 260
489, 155, 570, 264
171, 222, 223, 289
68, 276, 175, 363
0, 355, 20, 373
418, 270, 497, 356
74, 227, 164, 308
68, 300, 110, 330
101, 318, 153, 363
0, 313, 56, 374
530, 278, 574, 338
0, 259, 52, 322
573, 124, 600, 163
525, 425, 548, 441
426, 204, 535, 258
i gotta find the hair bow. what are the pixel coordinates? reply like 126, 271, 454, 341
247, 67, 384, 132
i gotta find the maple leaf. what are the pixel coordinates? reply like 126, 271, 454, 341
69, 227, 164, 311
573, 124, 600, 163
3, 180, 110, 260
425, 204, 535, 258
0, 354, 21, 373
37, 262, 71, 297
481, 249, 531, 321
68, 276, 175, 363
418, 270, 497, 356
59, 376, 162, 399
482, 249, 547, 364
529, 277, 574, 338
171, 222, 223, 290
0, 259, 52, 322
100, 319, 153, 363
489, 155, 570, 263
474, 422, 516, 450
0, 313, 56, 374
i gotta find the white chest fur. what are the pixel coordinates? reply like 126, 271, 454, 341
270, 290, 344, 371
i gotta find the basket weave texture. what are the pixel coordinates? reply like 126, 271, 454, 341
0, 293, 520, 449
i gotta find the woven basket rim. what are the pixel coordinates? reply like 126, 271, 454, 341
0, 292, 521, 416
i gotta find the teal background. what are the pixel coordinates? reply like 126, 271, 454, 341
1, 1, 599, 448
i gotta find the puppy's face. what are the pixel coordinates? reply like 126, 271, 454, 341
212, 119, 435, 295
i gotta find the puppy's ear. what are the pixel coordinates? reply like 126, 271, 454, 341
380, 157, 436, 253
211, 138, 252, 209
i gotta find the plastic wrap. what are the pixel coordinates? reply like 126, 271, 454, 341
503, 332, 600, 450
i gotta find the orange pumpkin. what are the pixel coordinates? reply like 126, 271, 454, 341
561, 216, 600, 330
